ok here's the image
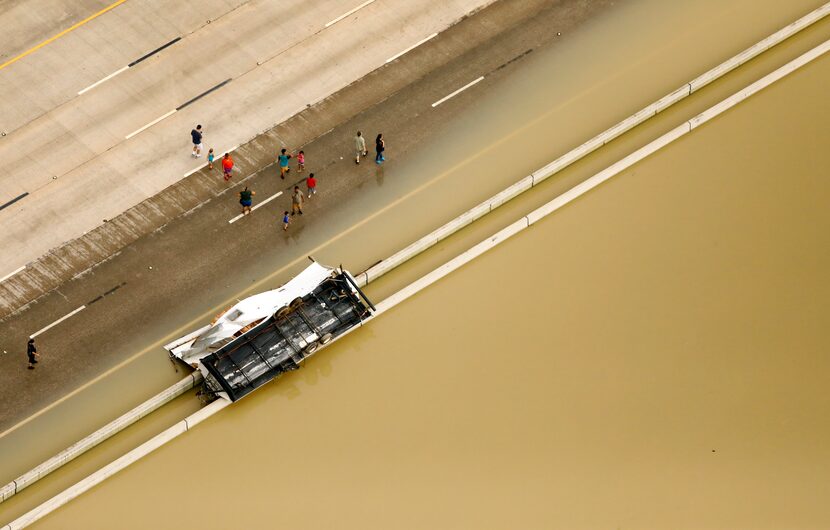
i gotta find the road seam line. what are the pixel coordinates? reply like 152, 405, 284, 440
77, 66, 129, 95
176, 78, 232, 111
30, 306, 86, 339
386, 32, 438, 63
228, 191, 283, 224
0, 266, 25, 284
325, 0, 376, 27
0, 192, 29, 212
124, 109, 177, 139
183, 145, 239, 177
431, 76, 485, 107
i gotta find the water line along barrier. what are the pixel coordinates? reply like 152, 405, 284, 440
6, 32, 829, 530
354, 0, 830, 287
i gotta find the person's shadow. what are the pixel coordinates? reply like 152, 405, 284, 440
375, 165, 385, 187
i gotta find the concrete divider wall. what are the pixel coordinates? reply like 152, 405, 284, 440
0, 372, 201, 503
688, 3, 830, 92
5, 398, 229, 530
375, 38, 830, 318
357, 1, 830, 289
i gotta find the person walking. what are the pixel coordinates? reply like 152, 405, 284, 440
278, 148, 292, 179
296, 150, 305, 173
207, 148, 215, 170
291, 186, 304, 215
354, 131, 367, 164
191, 125, 203, 157
27, 338, 40, 369
222, 153, 234, 181
282, 210, 291, 231
306, 172, 317, 199
375, 133, 385, 164
239, 186, 255, 215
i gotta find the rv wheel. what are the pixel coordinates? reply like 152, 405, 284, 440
290, 297, 304, 309
275, 306, 291, 319
320, 333, 333, 344
304, 341, 319, 354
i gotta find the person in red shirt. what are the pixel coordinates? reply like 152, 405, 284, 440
306, 173, 317, 199
222, 153, 234, 181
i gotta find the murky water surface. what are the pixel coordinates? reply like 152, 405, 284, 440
2, 0, 827, 525
31, 6, 830, 529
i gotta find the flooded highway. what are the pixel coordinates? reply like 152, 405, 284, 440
31, 14, 830, 530
2, 0, 829, 527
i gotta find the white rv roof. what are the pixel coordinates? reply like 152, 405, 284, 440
166, 262, 334, 365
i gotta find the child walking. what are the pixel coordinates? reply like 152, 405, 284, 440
306, 173, 317, 198
222, 153, 234, 181
282, 211, 290, 231
296, 150, 305, 173
207, 148, 215, 170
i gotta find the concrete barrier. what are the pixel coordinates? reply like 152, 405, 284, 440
4, 398, 229, 530
6, 37, 829, 530
380, 38, 830, 317
0, 371, 201, 504
357, 1, 830, 289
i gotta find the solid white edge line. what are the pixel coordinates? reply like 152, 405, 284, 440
324, 0, 376, 27
125, 109, 176, 139
228, 191, 283, 224
183, 145, 240, 178
30, 306, 86, 339
431, 76, 485, 107
77, 65, 129, 96
386, 32, 438, 63
0, 265, 25, 284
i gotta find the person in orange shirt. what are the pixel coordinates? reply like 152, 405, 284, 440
222, 153, 234, 181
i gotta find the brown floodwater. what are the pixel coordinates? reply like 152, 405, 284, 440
29, 10, 830, 530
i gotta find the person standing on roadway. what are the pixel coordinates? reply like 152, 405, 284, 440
27, 338, 40, 369
375, 133, 385, 164
354, 131, 367, 164
306, 173, 317, 199
291, 186, 304, 215
239, 186, 255, 215
222, 153, 234, 181
278, 149, 292, 179
191, 125, 203, 158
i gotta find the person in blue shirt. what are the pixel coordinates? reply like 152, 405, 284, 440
278, 148, 292, 179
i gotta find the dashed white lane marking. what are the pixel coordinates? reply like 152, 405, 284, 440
125, 109, 177, 139
77, 66, 129, 95
0, 265, 25, 284
386, 33, 438, 63
325, 0, 376, 27
30, 305, 86, 339
228, 191, 283, 224
386, 32, 438, 63
183, 145, 240, 178
431, 76, 485, 107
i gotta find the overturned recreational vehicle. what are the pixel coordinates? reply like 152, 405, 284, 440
165, 261, 374, 401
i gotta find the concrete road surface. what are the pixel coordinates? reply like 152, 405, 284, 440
0, 0, 495, 280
